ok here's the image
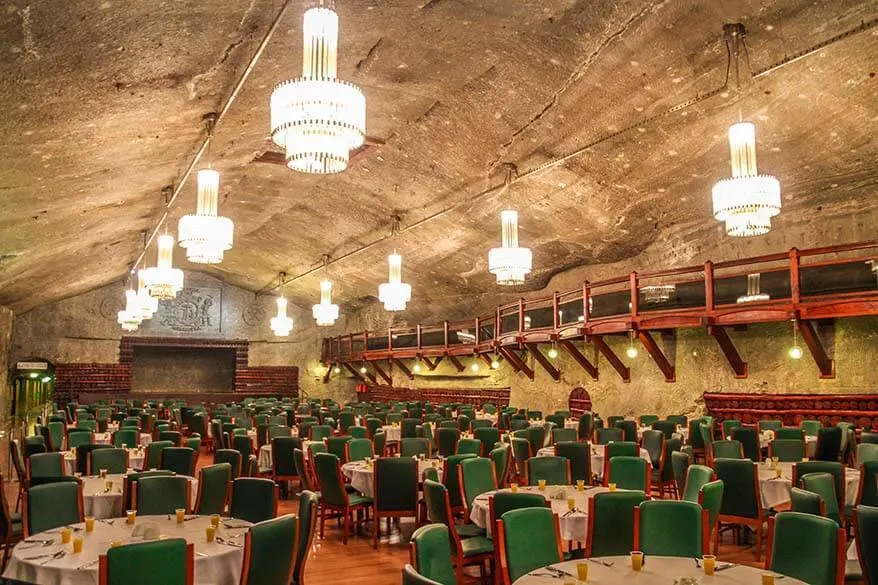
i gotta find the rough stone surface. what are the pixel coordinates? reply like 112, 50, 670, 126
0, 0, 875, 321
0, 306, 13, 418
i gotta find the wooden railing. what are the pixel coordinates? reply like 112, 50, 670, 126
322, 240, 878, 380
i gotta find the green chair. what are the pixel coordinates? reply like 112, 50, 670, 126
525, 456, 569, 486
793, 461, 845, 515
687, 418, 706, 461
213, 449, 242, 479
698, 479, 724, 555
326, 436, 352, 463
372, 457, 419, 548
122, 470, 174, 511
606, 456, 649, 491
672, 450, 690, 497
401, 418, 422, 440
682, 464, 714, 503
158, 430, 182, 446
641, 430, 665, 470
160, 447, 196, 476
555, 441, 591, 485
712, 439, 744, 460
459, 458, 497, 513
604, 441, 637, 460
312, 454, 370, 544
293, 491, 319, 585
526, 426, 546, 456
759, 420, 783, 432
510, 437, 531, 482
89, 448, 128, 475
791, 487, 825, 517
489, 445, 512, 488
293, 449, 318, 495
182, 436, 201, 454
134, 475, 190, 515
67, 430, 93, 449
550, 428, 576, 444
347, 425, 368, 439
99, 538, 193, 585
652, 420, 677, 438
402, 564, 444, 585
639, 415, 659, 426
310, 425, 332, 441
373, 431, 387, 457
800, 420, 822, 437
857, 444, 878, 466
859, 461, 878, 507
635, 500, 707, 558
699, 423, 715, 464
489, 491, 548, 531
271, 437, 301, 495
714, 458, 769, 556
800, 472, 841, 525
473, 428, 500, 456
577, 414, 594, 441
230, 478, 278, 524
46, 421, 65, 452
777, 427, 805, 441
861, 432, 878, 445
24, 481, 83, 536
731, 426, 761, 462
770, 439, 806, 462
194, 463, 230, 515
410, 523, 456, 585
853, 505, 878, 585
814, 426, 843, 462
767, 512, 845, 585
606, 415, 625, 429
667, 415, 688, 427
240, 514, 297, 585
721, 419, 742, 438
401, 438, 431, 458
585, 490, 648, 557
496, 507, 562, 584
113, 429, 139, 449
26, 452, 64, 480
456, 438, 482, 457
346, 438, 374, 462
614, 420, 637, 443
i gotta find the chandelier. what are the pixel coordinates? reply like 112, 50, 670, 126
135, 271, 158, 320
712, 121, 781, 237
178, 168, 234, 264
378, 253, 411, 311
488, 210, 532, 285
140, 233, 184, 300
117, 288, 143, 332
270, 1, 366, 174
270, 273, 294, 336
312, 280, 340, 326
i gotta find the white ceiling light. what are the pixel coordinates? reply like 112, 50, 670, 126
140, 233, 184, 300
178, 168, 234, 264
712, 121, 781, 237
488, 209, 532, 286
117, 288, 143, 332
378, 252, 411, 311
271, 273, 294, 337
270, 1, 365, 174
312, 280, 340, 326
136, 271, 158, 320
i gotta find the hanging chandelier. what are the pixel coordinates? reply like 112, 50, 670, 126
712, 121, 781, 237
178, 168, 234, 264
312, 280, 340, 326
270, 273, 294, 336
136, 271, 158, 320
270, 0, 366, 174
378, 252, 412, 311
488, 209, 532, 285
117, 288, 143, 332
140, 233, 184, 300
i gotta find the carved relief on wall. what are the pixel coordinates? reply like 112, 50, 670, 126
151, 287, 222, 333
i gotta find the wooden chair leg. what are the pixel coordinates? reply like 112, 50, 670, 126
373, 512, 380, 549
343, 510, 350, 545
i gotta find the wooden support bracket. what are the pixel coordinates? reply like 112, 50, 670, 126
421, 356, 443, 371
446, 355, 466, 373
707, 325, 748, 378
343, 362, 366, 383
637, 330, 676, 382
499, 347, 534, 380
393, 358, 413, 380
322, 365, 332, 384
798, 319, 836, 379
559, 340, 599, 380
526, 344, 561, 381
591, 335, 630, 383
371, 361, 393, 385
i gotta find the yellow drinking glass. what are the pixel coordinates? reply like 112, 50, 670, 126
576, 562, 589, 581
206, 526, 216, 543
126, 510, 136, 525
105, 481, 114, 492
576, 480, 585, 492
630, 551, 643, 571
110, 540, 123, 548
702, 554, 716, 575
802, 457, 810, 462
761, 574, 776, 585
72, 536, 84, 554
567, 497, 576, 511
775, 467, 783, 479
175, 508, 186, 524
60, 527, 72, 544
210, 514, 221, 528
510, 483, 519, 494
608, 483, 617, 492
99, 469, 108, 479
84, 517, 95, 533
538, 480, 547, 491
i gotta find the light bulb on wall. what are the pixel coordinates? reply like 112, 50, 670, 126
626, 331, 638, 359
547, 344, 559, 359
471, 362, 480, 372
413, 362, 422, 373
359, 365, 368, 374
332, 365, 341, 374
789, 321, 803, 359
490, 356, 500, 369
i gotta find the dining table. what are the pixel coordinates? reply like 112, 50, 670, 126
93, 431, 152, 448
3, 515, 250, 585
470, 484, 619, 541
757, 460, 860, 509
512, 555, 809, 585
536, 443, 652, 480
64, 448, 144, 475
257, 439, 318, 470
80, 472, 199, 520
341, 457, 442, 497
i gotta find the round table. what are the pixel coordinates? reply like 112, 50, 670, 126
381, 425, 401, 442
757, 461, 860, 510
536, 443, 652, 479
94, 432, 152, 448
258, 439, 320, 470
470, 484, 616, 541
758, 432, 817, 456
64, 449, 145, 475
637, 425, 689, 442
512, 556, 808, 585
341, 457, 442, 497
80, 473, 199, 520
3, 515, 249, 585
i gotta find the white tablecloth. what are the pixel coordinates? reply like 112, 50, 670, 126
511, 556, 808, 585
65, 449, 145, 475
637, 425, 688, 442
757, 461, 860, 510
758, 432, 817, 456
536, 443, 651, 479
80, 473, 199, 520
381, 426, 401, 442
470, 485, 614, 541
3, 515, 249, 585
341, 458, 441, 497
94, 432, 152, 448
258, 440, 320, 470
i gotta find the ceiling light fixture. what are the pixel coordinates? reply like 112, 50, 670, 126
117, 288, 143, 332
626, 331, 639, 359
312, 255, 340, 326
270, 0, 365, 174
789, 320, 803, 360
378, 217, 411, 311
270, 272, 294, 337
135, 271, 158, 320
489, 164, 532, 285
712, 121, 781, 237
490, 356, 501, 370
141, 232, 184, 300
547, 343, 559, 360
178, 114, 234, 264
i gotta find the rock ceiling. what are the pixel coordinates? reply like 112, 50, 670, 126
1, 0, 876, 318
